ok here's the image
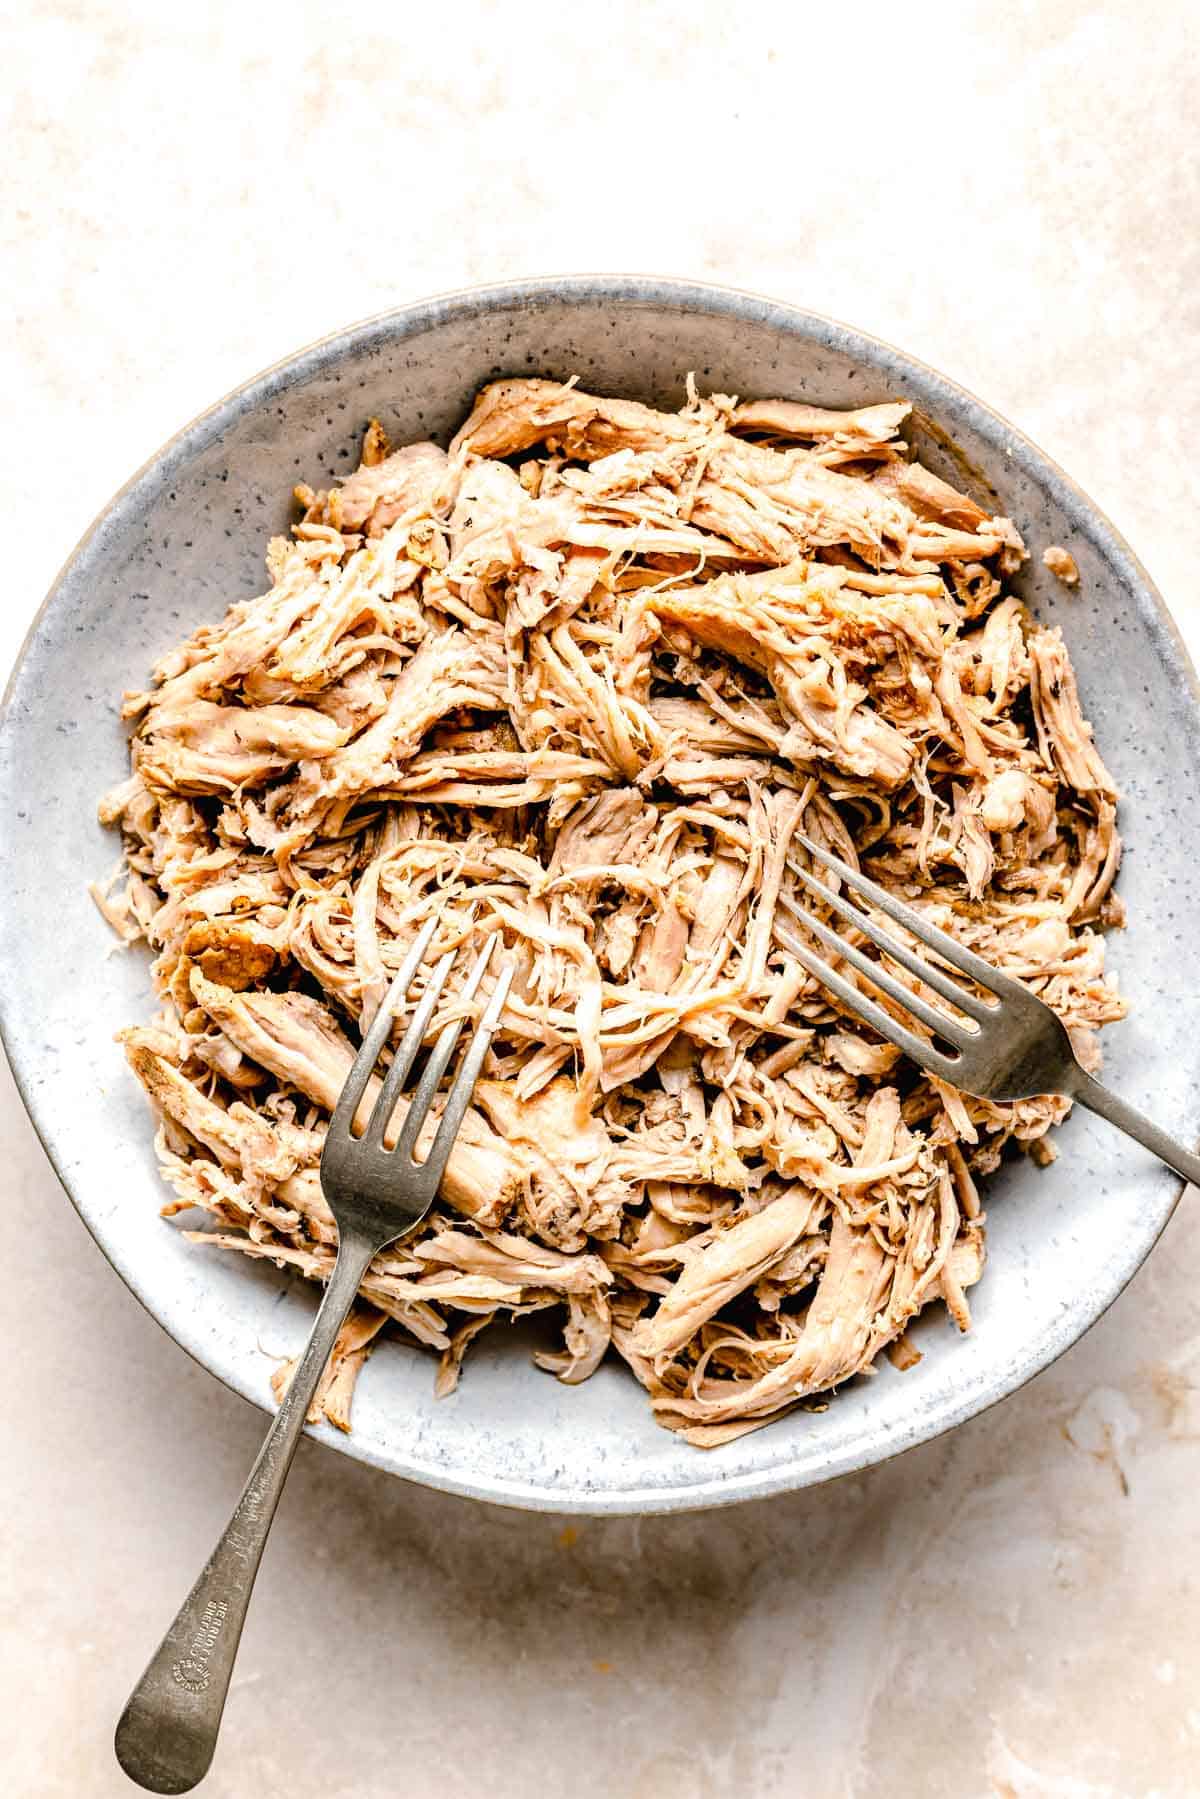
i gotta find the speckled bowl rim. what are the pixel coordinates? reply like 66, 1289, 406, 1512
2, 275, 1195, 1514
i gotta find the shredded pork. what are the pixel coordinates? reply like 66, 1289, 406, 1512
97, 377, 1125, 1446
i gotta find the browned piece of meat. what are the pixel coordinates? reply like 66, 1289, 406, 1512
310, 441, 449, 536
731, 397, 911, 449
451, 378, 701, 461
1028, 627, 1116, 799
872, 458, 990, 531
183, 919, 278, 989
99, 372, 1124, 1442
1042, 544, 1080, 586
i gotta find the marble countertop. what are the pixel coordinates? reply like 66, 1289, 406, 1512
6, 4, 1200, 1793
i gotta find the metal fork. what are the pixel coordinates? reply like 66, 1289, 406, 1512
115, 920, 514, 1794
775, 832, 1200, 1189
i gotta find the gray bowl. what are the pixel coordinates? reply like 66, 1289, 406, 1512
3, 277, 1198, 1514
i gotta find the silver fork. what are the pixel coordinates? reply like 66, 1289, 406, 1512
115, 920, 514, 1794
775, 832, 1200, 1189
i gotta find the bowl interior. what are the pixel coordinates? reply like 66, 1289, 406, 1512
4, 279, 1199, 1512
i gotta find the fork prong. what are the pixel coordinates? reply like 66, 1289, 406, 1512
362, 947, 457, 1146
421, 959, 517, 1188
328, 916, 438, 1140
776, 889, 973, 1047
393, 936, 499, 1165
793, 832, 1024, 1005
775, 920, 960, 1081
785, 856, 994, 1023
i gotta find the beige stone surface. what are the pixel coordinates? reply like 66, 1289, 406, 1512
4, 2, 1200, 1792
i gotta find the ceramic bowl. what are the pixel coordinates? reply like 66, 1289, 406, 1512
4, 277, 1198, 1513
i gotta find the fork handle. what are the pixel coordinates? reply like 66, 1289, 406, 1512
1072, 1070, 1200, 1191
114, 1228, 379, 1794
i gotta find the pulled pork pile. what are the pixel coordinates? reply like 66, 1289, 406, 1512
96, 377, 1125, 1445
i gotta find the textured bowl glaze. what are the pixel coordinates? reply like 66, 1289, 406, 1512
3, 277, 1198, 1514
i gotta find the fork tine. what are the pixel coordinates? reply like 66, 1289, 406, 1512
394, 936, 499, 1164
775, 889, 973, 1047
362, 948, 457, 1145
775, 921, 960, 1080
328, 916, 438, 1139
785, 856, 993, 1023
421, 959, 517, 1186
793, 832, 1025, 1004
